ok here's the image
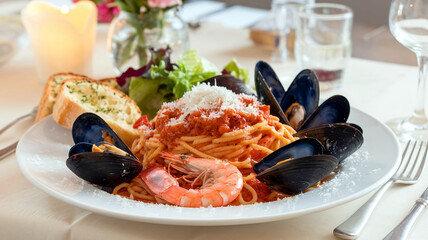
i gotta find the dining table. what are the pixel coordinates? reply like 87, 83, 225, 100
0, 16, 427, 240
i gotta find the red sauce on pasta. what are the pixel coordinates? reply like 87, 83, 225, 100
155, 96, 271, 147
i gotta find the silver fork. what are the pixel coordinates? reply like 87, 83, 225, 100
333, 140, 428, 239
0, 106, 37, 160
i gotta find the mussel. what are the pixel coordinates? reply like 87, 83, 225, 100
255, 61, 350, 131
253, 123, 363, 195
253, 61, 364, 195
254, 138, 339, 195
294, 123, 363, 163
66, 113, 142, 188
253, 138, 324, 174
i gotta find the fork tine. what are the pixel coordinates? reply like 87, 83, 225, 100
401, 140, 412, 159
396, 140, 412, 173
398, 140, 416, 175
412, 141, 428, 180
403, 141, 423, 178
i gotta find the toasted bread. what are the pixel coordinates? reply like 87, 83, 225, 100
52, 79, 141, 147
36, 73, 93, 122
36, 73, 120, 122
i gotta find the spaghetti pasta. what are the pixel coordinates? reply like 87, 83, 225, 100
114, 84, 297, 206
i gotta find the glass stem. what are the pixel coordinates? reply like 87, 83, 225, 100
410, 54, 428, 125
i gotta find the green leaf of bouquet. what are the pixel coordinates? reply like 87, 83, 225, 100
114, 0, 131, 12
123, 0, 140, 14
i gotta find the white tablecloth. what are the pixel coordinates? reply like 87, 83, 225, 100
0, 23, 427, 240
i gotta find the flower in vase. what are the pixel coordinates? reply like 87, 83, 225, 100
147, 0, 182, 8
109, 0, 188, 72
73, 0, 119, 23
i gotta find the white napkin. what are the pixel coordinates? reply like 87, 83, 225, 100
203, 5, 269, 29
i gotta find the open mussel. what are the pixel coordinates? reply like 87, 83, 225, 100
259, 123, 363, 194
294, 123, 363, 163
71, 112, 132, 155
253, 61, 365, 195
298, 95, 350, 131
253, 138, 324, 174
66, 113, 142, 188
254, 138, 339, 195
254, 60, 364, 159
255, 61, 350, 131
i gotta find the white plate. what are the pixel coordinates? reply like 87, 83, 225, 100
16, 108, 401, 226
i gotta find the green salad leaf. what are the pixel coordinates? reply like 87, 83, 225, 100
121, 48, 248, 119
222, 58, 249, 83
128, 76, 174, 119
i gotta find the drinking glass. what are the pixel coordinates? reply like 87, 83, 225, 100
295, 3, 353, 91
271, 0, 314, 62
271, 1, 291, 62
388, 0, 428, 141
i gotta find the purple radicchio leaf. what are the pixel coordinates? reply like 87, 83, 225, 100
116, 46, 175, 88
221, 69, 231, 75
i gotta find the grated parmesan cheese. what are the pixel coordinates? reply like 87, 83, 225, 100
161, 83, 260, 126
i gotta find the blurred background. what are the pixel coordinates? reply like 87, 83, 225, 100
214, 0, 416, 66
0, 0, 417, 67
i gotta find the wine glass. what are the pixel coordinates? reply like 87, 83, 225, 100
388, 0, 428, 141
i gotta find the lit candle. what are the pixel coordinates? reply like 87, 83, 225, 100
21, 1, 97, 82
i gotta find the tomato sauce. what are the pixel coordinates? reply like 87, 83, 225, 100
154, 96, 272, 147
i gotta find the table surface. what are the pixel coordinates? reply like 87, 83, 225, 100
1, 20, 427, 240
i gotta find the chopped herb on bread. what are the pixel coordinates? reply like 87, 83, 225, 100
36, 73, 121, 122
52, 79, 141, 147
36, 73, 89, 122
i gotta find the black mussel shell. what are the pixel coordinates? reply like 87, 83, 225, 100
256, 155, 338, 195
255, 69, 290, 124
66, 152, 142, 188
255, 61, 286, 103
255, 61, 320, 127
294, 123, 364, 163
69, 142, 94, 157
202, 75, 256, 96
68, 141, 133, 158
349, 123, 363, 134
72, 113, 133, 155
280, 69, 320, 126
298, 95, 350, 131
253, 138, 324, 174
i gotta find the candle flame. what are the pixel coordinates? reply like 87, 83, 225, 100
60, 5, 69, 14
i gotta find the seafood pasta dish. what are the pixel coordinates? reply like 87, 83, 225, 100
115, 84, 297, 206
66, 62, 364, 208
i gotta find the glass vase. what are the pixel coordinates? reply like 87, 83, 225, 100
107, 8, 190, 75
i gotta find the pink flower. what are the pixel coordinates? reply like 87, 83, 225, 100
147, 0, 182, 8
73, 0, 119, 23
97, 0, 119, 22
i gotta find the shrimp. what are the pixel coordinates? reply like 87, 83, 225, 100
139, 152, 243, 207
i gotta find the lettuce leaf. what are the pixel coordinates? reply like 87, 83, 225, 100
222, 58, 249, 83
149, 50, 218, 99
125, 49, 247, 119
128, 76, 174, 119
177, 49, 218, 74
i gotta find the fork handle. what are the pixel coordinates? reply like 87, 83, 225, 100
383, 199, 427, 240
0, 140, 18, 160
334, 179, 394, 239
